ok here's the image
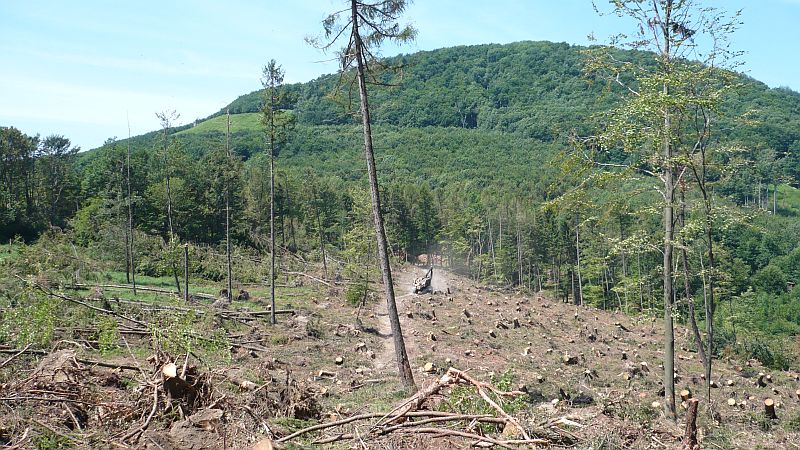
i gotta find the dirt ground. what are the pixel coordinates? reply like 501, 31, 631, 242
2, 265, 800, 449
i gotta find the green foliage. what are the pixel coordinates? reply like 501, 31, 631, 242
96, 316, 120, 355
444, 370, 526, 433
150, 311, 231, 362
305, 318, 323, 339
0, 290, 58, 347
270, 334, 289, 345
753, 264, 787, 295
715, 321, 797, 370
31, 428, 74, 449
345, 280, 369, 307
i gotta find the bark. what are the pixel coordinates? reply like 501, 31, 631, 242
269, 94, 277, 325
351, 0, 415, 392
619, 217, 627, 310
226, 110, 233, 302
311, 178, 328, 279
680, 398, 700, 450
160, 116, 180, 296
661, 0, 676, 420
575, 217, 583, 306
184, 244, 189, 303
679, 185, 708, 367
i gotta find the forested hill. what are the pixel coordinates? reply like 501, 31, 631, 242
85, 40, 800, 187
213, 40, 800, 156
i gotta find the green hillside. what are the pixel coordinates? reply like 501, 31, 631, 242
138, 40, 800, 189
178, 113, 263, 135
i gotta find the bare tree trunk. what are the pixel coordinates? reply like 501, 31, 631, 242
703, 198, 716, 403
156, 111, 182, 296
351, 0, 415, 392
619, 217, 627, 310
662, 27, 676, 420
773, 180, 777, 215
310, 177, 328, 279
637, 249, 644, 311
124, 221, 130, 283
126, 115, 136, 296
679, 184, 708, 368
487, 217, 497, 279
121, 165, 130, 284
516, 203, 523, 286
226, 110, 233, 302
270, 106, 277, 325
575, 217, 583, 306
184, 244, 189, 303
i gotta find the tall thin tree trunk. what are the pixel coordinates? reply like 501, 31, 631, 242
637, 249, 644, 311
351, 0, 415, 391
126, 114, 136, 296
120, 165, 130, 284
311, 178, 328, 279
162, 125, 180, 296
516, 202, 522, 286
773, 180, 777, 215
184, 244, 189, 303
679, 184, 708, 368
226, 110, 233, 302
620, 217, 627, 311
575, 217, 583, 306
661, 6, 676, 417
703, 196, 716, 403
487, 217, 496, 279
269, 102, 277, 325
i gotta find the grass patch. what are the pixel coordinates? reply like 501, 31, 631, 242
177, 113, 261, 135
327, 381, 408, 413
777, 184, 800, 217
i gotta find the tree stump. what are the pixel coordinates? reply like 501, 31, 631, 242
680, 398, 700, 450
764, 398, 778, 419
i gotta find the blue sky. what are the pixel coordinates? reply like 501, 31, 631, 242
1, 0, 798, 150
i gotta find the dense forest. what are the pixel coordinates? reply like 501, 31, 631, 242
4, 39, 800, 373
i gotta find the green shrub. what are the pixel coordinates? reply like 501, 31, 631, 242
0, 290, 58, 347
306, 318, 323, 339
96, 316, 120, 355
270, 334, 289, 345
345, 279, 368, 307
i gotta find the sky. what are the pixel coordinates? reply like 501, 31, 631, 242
1, 0, 799, 151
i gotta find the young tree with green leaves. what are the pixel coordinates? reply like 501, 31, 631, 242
261, 59, 291, 325
155, 109, 182, 295
311, 0, 417, 391
585, 0, 741, 418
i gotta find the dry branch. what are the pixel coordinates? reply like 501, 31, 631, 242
0, 343, 31, 368
276, 368, 546, 448
65, 283, 215, 300
0, 347, 140, 371
285, 271, 335, 287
